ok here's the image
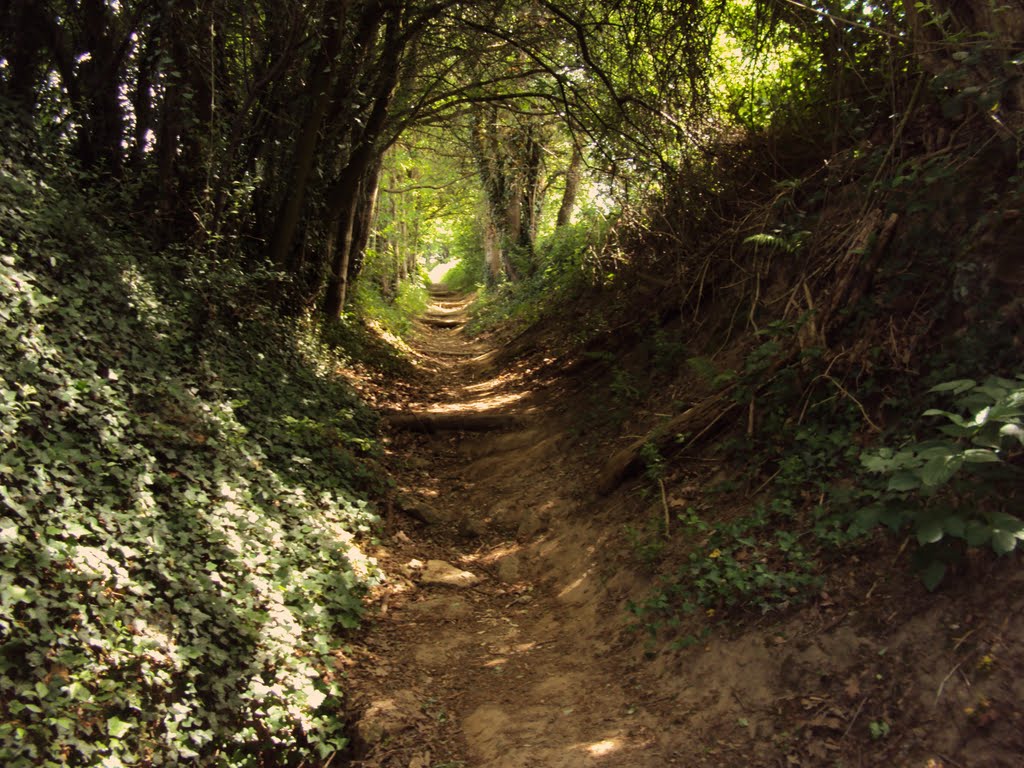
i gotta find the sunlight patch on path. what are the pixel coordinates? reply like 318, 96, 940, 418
580, 737, 623, 757
411, 389, 528, 412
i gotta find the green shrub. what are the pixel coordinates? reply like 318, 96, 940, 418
858, 375, 1024, 589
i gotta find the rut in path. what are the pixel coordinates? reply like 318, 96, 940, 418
346, 287, 675, 768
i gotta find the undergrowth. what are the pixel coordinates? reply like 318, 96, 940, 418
350, 270, 429, 339
0, 141, 383, 765
615, 111, 1024, 647
453, 210, 615, 336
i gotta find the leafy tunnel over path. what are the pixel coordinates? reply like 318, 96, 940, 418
2, 0, 1024, 765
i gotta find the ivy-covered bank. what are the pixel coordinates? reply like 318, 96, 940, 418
0, 143, 383, 765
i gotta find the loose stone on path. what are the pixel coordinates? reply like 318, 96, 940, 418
420, 559, 482, 588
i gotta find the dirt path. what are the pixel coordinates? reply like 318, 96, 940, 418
343, 288, 1024, 768
345, 288, 673, 768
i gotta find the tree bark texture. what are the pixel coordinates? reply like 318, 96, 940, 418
556, 146, 583, 228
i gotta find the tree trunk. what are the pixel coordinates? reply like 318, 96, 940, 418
483, 219, 503, 285
321, 8, 405, 317
346, 162, 382, 289
266, 5, 353, 270
0, 0, 49, 115
266, 60, 337, 270
556, 146, 583, 228
323, 173, 363, 318
130, 29, 158, 171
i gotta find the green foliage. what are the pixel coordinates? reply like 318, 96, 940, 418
650, 329, 689, 373
868, 720, 891, 740
351, 271, 429, 338
858, 376, 1024, 590
625, 516, 667, 567
631, 356, 872, 644
463, 211, 614, 335
535, 210, 614, 287
686, 356, 736, 388
439, 217, 488, 293
0, 153, 381, 765
629, 502, 828, 641
742, 228, 810, 254
639, 441, 667, 486
572, 350, 645, 431
712, 0, 898, 141
929, 40, 1023, 122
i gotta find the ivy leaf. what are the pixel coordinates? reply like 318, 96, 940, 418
0, 518, 19, 544
304, 687, 327, 710
965, 521, 992, 547
65, 522, 91, 538
942, 515, 965, 539
879, 506, 907, 531
853, 505, 881, 530
107, 716, 133, 739
860, 453, 893, 473
66, 681, 91, 701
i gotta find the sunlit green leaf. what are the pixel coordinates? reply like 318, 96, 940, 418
961, 448, 1000, 463
928, 379, 976, 394
919, 455, 961, 487
887, 471, 919, 491
1000, 423, 1024, 445
107, 716, 132, 739
991, 530, 1019, 555
915, 520, 944, 545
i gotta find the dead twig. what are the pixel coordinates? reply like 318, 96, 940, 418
750, 468, 782, 497
824, 374, 883, 433
841, 697, 868, 739
659, 479, 670, 539
935, 662, 963, 705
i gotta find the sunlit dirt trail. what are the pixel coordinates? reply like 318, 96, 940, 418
345, 287, 676, 768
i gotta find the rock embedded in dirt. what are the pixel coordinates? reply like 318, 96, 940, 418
457, 515, 488, 539
392, 530, 413, 545
394, 493, 453, 525
420, 559, 482, 588
352, 690, 424, 751
517, 509, 549, 538
496, 554, 522, 583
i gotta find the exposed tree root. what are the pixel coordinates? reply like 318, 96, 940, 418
420, 315, 465, 328
597, 391, 738, 495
